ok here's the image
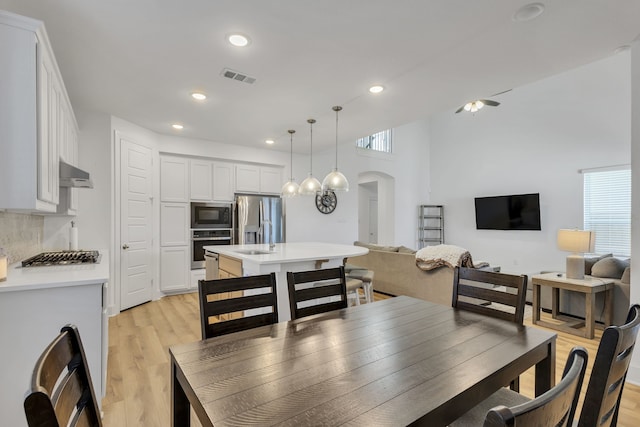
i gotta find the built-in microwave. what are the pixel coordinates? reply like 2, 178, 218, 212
191, 202, 233, 229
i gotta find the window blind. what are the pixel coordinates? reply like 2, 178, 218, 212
583, 168, 631, 256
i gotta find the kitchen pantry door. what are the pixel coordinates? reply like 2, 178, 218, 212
119, 136, 153, 310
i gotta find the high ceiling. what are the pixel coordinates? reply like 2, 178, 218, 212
1, 1, 638, 153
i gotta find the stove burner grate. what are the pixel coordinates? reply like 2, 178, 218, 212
22, 250, 101, 267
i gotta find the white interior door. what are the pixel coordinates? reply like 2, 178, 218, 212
368, 197, 378, 243
120, 137, 153, 310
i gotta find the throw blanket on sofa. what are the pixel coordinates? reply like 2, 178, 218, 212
415, 244, 480, 271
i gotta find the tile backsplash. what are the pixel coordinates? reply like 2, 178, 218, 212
0, 212, 43, 264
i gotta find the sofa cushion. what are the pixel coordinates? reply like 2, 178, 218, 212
591, 257, 629, 279
584, 253, 612, 275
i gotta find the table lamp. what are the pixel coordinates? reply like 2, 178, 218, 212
557, 229, 595, 279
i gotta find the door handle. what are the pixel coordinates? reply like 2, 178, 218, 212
122, 244, 130, 250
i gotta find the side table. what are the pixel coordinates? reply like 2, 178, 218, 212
531, 272, 613, 339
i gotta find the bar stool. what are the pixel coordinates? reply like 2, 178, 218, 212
346, 277, 365, 306
344, 262, 374, 304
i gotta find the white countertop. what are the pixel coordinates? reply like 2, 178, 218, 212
204, 242, 368, 265
0, 250, 110, 293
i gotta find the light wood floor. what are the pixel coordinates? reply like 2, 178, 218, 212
102, 292, 640, 426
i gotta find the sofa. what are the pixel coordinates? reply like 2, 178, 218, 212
346, 242, 457, 307
528, 254, 631, 326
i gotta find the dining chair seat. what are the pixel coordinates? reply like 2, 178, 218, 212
451, 346, 588, 427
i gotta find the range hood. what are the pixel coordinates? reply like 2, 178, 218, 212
60, 160, 93, 188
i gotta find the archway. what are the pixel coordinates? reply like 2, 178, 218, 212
358, 172, 395, 245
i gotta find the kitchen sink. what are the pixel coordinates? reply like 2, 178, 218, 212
234, 249, 272, 255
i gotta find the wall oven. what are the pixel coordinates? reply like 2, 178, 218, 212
191, 228, 232, 269
191, 202, 233, 229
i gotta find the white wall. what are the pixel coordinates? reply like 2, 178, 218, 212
429, 53, 631, 275
286, 119, 430, 247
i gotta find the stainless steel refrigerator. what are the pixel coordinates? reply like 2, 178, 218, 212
234, 194, 285, 245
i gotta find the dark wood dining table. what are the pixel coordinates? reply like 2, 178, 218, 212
170, 296, 556, 426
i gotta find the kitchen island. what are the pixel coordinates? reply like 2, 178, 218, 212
203, 242, 368, 321
0, 251, 109, 427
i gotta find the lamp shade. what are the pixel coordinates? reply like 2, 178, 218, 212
557, 229, 595, 253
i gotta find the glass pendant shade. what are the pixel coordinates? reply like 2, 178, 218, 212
299, 173, 322, 195
281, 179, 299, 197
322, 169, 349, 191
281, 129, 299, 198
322, 106, 349, 192
298, 118, 322, 195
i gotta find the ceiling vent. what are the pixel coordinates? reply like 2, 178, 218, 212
221, 68, 256, 84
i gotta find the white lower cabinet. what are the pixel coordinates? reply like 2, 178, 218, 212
160, 246, 190, 292
190, 268, 206, 290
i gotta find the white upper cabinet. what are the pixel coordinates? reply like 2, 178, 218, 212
212, 162, 234, 201
190, 159, 213, 201
0, 12, 75, 212
235, 164, 260, 193
260, 166, 283, 194
160, 155, 189, 202
234, 164, 282, 194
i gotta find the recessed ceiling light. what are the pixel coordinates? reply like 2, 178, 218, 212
369, 85, 385, 94
191, 92, 207, 101
513, 3, 545, 22
228, 33, 250, 47
172, 124, 184, 130
265, 139, 275, 145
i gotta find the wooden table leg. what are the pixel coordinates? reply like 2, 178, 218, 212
532, 283, 540, 324
535, 339, 556, 397
585, 292, 595, 339
604, 288, 613, 327
551, 287, 560, 319
172, 361, 190, 427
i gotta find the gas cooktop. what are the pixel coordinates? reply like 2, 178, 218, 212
22, 250, 101, 267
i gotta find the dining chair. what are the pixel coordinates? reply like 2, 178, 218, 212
287, 266, 348, 320
453, 266, 528, 391
576, 303, 640, 427
198, 273, 278, 339
453, 266, 528, 325
24, 324, 103, 427
451, 346, 588, 427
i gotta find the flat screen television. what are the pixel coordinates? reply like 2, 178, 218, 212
474, 193, 541, 230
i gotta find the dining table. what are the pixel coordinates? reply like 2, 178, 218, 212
170, 296, 556, 426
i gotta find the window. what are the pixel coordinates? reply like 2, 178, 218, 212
583, 167, 631, 256
356, 129, 392, 153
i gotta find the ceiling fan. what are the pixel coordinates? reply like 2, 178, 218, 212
455, 99, 500, 114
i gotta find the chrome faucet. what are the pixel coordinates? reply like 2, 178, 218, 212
260, 219, 275, 251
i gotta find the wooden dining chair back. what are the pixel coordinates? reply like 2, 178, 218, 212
453, 267, 528, 325
198, 273, 278, 339
287, 266, 348, 320
577, 304, 640, 427
24, 324, 103, 427
483, 346, 588, 427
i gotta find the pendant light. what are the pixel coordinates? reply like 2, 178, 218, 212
322, 106, 349, 192
298, 118, 322, 195
281, 129, 299, 197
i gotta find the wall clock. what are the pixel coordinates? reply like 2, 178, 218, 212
316, 190, 337, 214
